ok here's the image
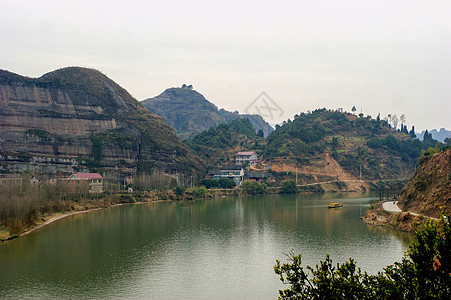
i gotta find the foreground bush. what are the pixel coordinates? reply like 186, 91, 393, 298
274, 214, 450, 299
241, 181, 267, 194
199, 178, 236, 189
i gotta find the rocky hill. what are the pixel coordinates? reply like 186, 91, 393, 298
361, 147, 450, 231
141, 86, 273, 140
263, 109, 439, 183
0, 67, 202, 176
397, 148, 451, 217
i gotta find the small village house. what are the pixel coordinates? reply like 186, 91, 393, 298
0, 174, 22, 186
214, 165, 244, 184
235, 151, 258, 166
60, 173, 104, 193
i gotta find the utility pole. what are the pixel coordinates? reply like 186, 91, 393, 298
359, 164, 362, 181
295, 166, 298, 185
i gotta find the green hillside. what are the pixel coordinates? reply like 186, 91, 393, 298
184, 118, 261, 167
264, 108, 438, 180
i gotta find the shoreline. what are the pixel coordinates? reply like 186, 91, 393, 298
2, 190, 385, 243
361, 201, 432, 232
2, 200, 166, 243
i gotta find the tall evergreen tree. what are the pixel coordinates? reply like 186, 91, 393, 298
410, 125, 416, 138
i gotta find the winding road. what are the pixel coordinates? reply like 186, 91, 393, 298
382, 201, 402, 213
382, 201, 438, 220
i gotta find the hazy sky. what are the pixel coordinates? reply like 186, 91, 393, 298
1, 0, 450, 131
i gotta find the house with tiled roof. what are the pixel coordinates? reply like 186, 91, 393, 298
60, 173, 103, 193
235, 151, 258, 166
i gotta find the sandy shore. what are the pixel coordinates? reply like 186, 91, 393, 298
18, 208, 103, 238
14, 200, 162, 240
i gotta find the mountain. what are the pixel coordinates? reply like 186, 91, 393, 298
141, 86, 273, 140
416, 128, 451, 143
218, 109, 273, 137
0, 67, 202, 176
397, 148, 451, 217
263, 109, 439, 182
184, 118, 260, 167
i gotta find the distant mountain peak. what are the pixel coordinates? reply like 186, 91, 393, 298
141, 88, 273, 140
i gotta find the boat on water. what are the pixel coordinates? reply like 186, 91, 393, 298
328, 202, 343, 208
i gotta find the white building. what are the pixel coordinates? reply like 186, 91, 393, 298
214, 165, 244, 184
235, 151, 258, 165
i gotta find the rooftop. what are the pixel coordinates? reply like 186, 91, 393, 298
72, 173, 103, 180
236, 151, 256, 156
220, 165, 243, 171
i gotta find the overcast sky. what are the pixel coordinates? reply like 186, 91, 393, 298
1, 0, 450, 131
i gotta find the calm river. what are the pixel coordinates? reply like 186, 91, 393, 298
0, 193, 411, 299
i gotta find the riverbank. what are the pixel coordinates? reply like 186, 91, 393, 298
1, 197, 173, 243
0, 188, 181, 243
1, 186, 247, 243
361, 201, 430, 232
1, 182, 405, 242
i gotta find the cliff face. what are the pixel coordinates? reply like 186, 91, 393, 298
0, 67, 202, 175
141, 87, 273, 140
398, 149, 451, 217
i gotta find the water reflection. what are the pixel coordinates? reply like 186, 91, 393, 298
0, 193, 412, 299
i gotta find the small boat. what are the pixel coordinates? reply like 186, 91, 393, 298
328, 202, 343, 208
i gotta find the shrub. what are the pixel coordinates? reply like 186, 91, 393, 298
241, 181, 268, 194
200, 178, 219, 189
191, 186, 208, 198
280, 180, 297, 194
218, 178, 236, 189
174, 186, 185, 197
274, 214, 451, 299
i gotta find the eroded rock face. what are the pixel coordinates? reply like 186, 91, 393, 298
398, 149, 451, 217
141, 87, 274, 140
0, 67, 201, 175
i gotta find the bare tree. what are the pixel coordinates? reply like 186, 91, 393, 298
391, 114, 399, 130
400, 114, 406, 127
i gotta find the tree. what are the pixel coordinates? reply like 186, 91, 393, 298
400, 114, 406, 127
241, 181, 267, 194
410, 125, 416, 138
257, 129, 264, 138
174, 186, 185, 197
200, 178, 219, 189
280, 180, 297, 194
391, 114, 399, 130
274, 214, 451, 299
351, 106, 357, 114
218, 178, 236, 189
